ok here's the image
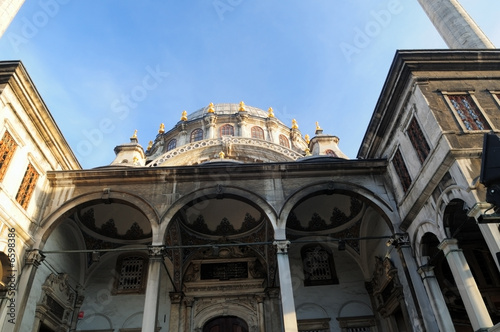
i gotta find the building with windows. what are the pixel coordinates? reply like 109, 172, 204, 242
1, 49, 500, 332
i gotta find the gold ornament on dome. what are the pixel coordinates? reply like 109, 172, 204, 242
305, 147, 311, 156
268, 107, 274, 118
292, 119, 298, 129
316, 121, 321, 130
158, 123, 165, 133
239, 101, 246, 112
207, 102, 215, 113
305, 134, 310, 144
147, 141, 153, 150
132, 130, 138, 138
219, 151, 225, 159
180, 111, 188, 121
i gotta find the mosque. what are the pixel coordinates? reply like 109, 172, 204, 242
1, 1, 500, 332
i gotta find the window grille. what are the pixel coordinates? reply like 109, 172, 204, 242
302, 245, 338, 286
16, 163, 39, 209
220, 124, 234, 136
251, 126, 264, 139
190, 128, 203, 142
407, 117, 430, 164
117, 255, 146, 292
0, 131, 17, 181
279, 134, 290, 148
167, 139, 177, 151
392, 149, 411, 192
447, 95, 491, 131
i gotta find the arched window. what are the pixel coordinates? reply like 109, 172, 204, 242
325, 149, 337, 157
279, 134, 290, 148
220, 124, 234, 136
251, 126, 264, 140
190, 128, 203, 142
167, 139, 177, 151
301, 244, 338, 286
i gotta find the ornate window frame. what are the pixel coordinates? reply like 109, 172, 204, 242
442, 91, 493, 132
15, 162, 39, 209
298, 318, 331, 332
0, 130, 18, 182
220, 124, 234, 137
190, 128, 204, 142
279, 134, 290, 148
391, 147, 411, 193
167, 138, 177, 152
405, 116, 430, 164
251, 126, 264, 140
301, 244, 339, 286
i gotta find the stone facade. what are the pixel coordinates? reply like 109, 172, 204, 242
1, 51, 500, 332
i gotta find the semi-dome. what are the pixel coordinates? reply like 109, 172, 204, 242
110, 102, 348, 167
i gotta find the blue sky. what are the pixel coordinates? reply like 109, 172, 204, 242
1, 0, 499, 168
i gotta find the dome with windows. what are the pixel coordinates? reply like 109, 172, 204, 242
110, 102, 348, 167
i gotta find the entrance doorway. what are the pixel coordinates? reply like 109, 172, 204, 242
203, 316, 248, 332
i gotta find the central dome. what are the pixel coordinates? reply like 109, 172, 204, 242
110, 103, 348, 167
189, 103, 273, 122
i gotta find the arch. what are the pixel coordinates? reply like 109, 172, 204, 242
279, 134, 289, 148
325, 149, 337, 157
338, 300, 373, 317
278, 180, 396, 233
158, 185, 278, 239
220, 124, 234, 136
122, 311, 144, 328
194, 301, 258, 331
412, 219, 446, 262
251, 126, 264, 140
76, 313, 113, 330
190, 128, 204, 142
434, 184, 476, 230
34, 190, 160, 248
296, 302, 329, 320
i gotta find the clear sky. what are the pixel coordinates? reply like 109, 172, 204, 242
0, 0, 499, 169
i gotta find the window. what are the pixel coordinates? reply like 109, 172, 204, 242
301, 244, 338, 286
392, 149, 411, 193
220, 124, 234, 136
407, 117, 430, 164
190, 128, 203, 142
115, 254, 148, 294
325, 149, 337, 157
279, 134, 290, 148
0, 131, 17, 181
447, 94, 491, 131
298, 318, 331, 332
251, 126, 264, 140
167, 139, 177, 151
16, 163, 39, 209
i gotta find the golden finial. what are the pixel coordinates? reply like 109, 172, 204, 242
268, 107, 274, 118
292, 119, 298, 129
180, 111, 188, 121
158, 123, 165, 134
147, 140, 153, 150
239, 101, 246, 112
305, 147, 311, 156
207, 102, 215, 113
133, 156, 139, 163
132, 130, 138, 138
315, 121, 321, 130
305, 134, 310, 144
219, 151, 225, 159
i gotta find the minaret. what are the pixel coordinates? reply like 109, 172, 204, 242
418, 0, 494, 49
0, 0, 25, 38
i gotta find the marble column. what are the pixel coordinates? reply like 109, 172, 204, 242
274, 240, 298, 332
438, 238, 493, 330
141, 246, 164, 332
394, 238, 438, 332
418, 258, 454, 332
184, 297, 194, 332
468, 203, 500, 273
12, 249, 44, 332
169, 292, 183, 332
255, 294, 265, 332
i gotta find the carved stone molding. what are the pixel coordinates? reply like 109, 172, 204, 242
273, 240, 290, 254
148, 245, 165, 258
26, 249, 45, 267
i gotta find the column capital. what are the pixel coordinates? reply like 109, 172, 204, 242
26, 249, 45, 267
184, 296, 194, 307
148, 245, 165, 259
273, 240, 290, 254
437, 238, 459, 253
169, 292, 184, 304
